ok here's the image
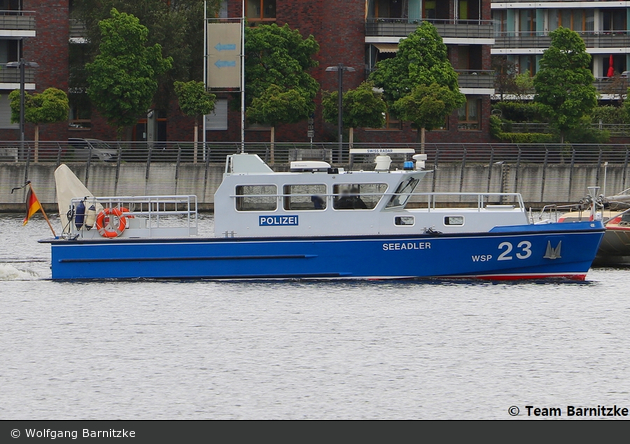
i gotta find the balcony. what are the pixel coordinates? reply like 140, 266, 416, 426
69, 19, 87, 43
366, 18, 495, 40
0, 63, 35, 88
495, 31, 630, 49
457, 70, 496, 90
0, 10, 35, 37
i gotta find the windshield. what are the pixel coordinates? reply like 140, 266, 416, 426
385, 177, 420, 209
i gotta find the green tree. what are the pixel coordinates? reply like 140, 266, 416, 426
85, 8, 173, 138
247, 84, 312, 164
534, 27, 598, 143
72, 0, 217, 107
9, 87, 69, 162
174, 80, 216, 163
369, 22, 464, 151
243, 23, 319, 156
322, 81, 386, 148
390, 83, 462, 141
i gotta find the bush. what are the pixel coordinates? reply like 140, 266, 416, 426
492, 101, 544, 122
495, 132, 555, 143
590, 105, 629, 125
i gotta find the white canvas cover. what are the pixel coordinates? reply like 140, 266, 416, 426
54, 164, 101, 233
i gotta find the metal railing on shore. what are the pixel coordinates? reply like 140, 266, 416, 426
3, 141, 630, 166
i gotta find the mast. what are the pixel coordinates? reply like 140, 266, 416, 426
240, 0, 246, 153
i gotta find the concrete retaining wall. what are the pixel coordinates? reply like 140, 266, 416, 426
1, 162, 628, 212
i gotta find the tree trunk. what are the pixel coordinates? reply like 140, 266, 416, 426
421, 127, 426, 154
193, 116, 198, 164
270, 126, 275, 165
349, 127, 354, 151
34, 124, 39, 163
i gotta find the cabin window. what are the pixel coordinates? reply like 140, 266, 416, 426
283, 184, 327, 211
444, 216, 464, 226
395, 216, 415, 226
386, 177, 420, 208
235, 185, 277, 211
333, 183, 387, 210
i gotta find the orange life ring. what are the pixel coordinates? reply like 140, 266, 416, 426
96, 207, 129, 238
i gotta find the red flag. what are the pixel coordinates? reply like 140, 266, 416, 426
608, 54, 615, 77
23, 184, 42, 225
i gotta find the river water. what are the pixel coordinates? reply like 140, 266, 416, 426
1, 214, 629, 420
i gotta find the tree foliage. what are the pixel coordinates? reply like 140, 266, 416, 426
533, 27, 598, 142
368, 22, 464, 146
369, 22, 462, 105
244, 23, 319, 113
174, 80, 216, 124
391, 83, 462, 132
85, 8, 173, 134
9, 87, 69, 125
247, 84, 312, 127
72, 0, 216, 103
322, 81, 386, 129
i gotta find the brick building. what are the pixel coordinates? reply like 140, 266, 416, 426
492, 0, 630, 101
0, 0, 496, 143
216, 0, 495, 144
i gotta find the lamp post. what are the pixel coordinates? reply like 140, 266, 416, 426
7, 58, 39, 161
326, 63, 355, 163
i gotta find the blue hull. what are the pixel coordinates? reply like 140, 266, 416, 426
46, 222, 605, 281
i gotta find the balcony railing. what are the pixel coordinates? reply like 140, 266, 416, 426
366, 18, 495, 39
456, 70, 496, 89
69, 19, 87, 40
493, 78, 628, 95
510, 122, 630, 137
494, 31, 630, 49
0, 63, 35, 83
0, 10, 35, 31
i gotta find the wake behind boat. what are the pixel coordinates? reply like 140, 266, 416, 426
41, 152, 605, 280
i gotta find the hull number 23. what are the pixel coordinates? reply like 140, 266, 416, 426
497, 241, 532, 261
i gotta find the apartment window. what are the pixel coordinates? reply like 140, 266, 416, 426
68, 94, 92, 130
366, 112, 402, 131
424, 0, 448, 21
458, 97, 481, 131
373, 0, 405, 19
458, 0, 480, 21
550, 9, 595, 33
516, 55, 537, 75
0, 93, 17, 128
0, 0, 21, 12
519, 9, 536, 33
493, 10, 507, 35
246, 0, 275, 22
0, 39, 18, 64
603, 9, 626, 32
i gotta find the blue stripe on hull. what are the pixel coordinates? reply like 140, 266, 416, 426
48, 222, 605, 281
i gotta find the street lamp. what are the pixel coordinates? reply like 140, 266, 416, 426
7, 58, 39, 161
326, 63, 355, 163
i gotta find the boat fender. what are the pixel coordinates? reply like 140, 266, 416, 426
84, 204, 97, 230
96, 207, 128, 238
74, 200, 85, 230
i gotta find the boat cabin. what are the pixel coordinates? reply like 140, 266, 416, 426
213, 153, 529, 238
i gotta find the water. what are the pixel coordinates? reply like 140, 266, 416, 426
1, 214, 630, 420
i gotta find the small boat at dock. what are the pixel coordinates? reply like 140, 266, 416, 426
41, 151, 605, 280
559, 188, 630, 266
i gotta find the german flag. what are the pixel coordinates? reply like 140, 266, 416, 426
23, 183, 42, 225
